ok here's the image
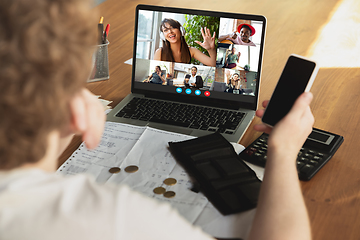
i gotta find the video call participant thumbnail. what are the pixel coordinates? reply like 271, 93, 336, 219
153, 18, 217, 67
184, 66, 203, 88
219, 23, 256, 46
143, 65, 165, 84
224, 47, 241, 69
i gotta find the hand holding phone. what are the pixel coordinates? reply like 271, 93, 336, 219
262, 54, 318, 127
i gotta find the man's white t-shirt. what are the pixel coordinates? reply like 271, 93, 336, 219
0, 169, 213, 240
188, 75, 197, 86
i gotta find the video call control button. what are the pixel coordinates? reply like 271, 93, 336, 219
185, 89, 192, 94
204, 91, 210, 97
195, 90, 201, 95
176, 88, 182, 93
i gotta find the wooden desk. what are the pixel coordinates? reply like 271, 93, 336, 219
59, 0, 360, 239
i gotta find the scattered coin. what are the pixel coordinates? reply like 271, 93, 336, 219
108, 167, 121, 174
163, 191, 176, 198
163, 178, 177, 186
124, 165, 139, 173
153, 187, 166, 195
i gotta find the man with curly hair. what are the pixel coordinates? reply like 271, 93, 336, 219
0, 0, 313, 239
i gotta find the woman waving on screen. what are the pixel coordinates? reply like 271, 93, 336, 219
154, 18, 216, 67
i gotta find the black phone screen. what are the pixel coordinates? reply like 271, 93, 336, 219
262, 55, 316, 126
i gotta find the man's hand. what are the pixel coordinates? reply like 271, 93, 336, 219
248, 92, 314, 240
254, 92, 314, 156
230, 31, 237, 39
69, 88, 106, 149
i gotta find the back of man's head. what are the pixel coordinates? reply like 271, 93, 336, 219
0, 0, 97, 170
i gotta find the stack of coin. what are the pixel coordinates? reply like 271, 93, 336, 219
152, 177, 178, 198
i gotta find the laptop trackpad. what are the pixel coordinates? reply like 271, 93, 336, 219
147, 123, 193, 135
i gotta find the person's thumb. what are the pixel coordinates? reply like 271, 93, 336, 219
288, 92, 313, 117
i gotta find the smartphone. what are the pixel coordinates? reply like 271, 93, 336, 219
262, 54, 318, 127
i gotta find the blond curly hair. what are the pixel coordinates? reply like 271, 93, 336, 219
0, 0, 97, 169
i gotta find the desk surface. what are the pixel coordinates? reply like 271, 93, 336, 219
58, 0, 360, 239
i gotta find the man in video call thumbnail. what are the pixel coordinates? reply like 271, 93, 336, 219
184, 66, 204, 88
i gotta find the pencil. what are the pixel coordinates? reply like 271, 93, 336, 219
98, 16, 104, 44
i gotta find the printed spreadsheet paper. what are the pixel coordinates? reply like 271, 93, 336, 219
57, 122, 264, 239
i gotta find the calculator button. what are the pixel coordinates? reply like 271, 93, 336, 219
253, 144, 260, 148
297, 161, 305, 169
304, 153, 312, 157
255, 152, 262, 157
309, 160, 318, 165
308, 150, 316, 154
313, 156, 321, 161
317, 153, 324, 157
299, 157, 308, 162
300, 164, 314, 175
258, 150, 265, 154
261, 147, 267, 151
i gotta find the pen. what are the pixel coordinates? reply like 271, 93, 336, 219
98, 16, 104, 44
103, 24, 110, 44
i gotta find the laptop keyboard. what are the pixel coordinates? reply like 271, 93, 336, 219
115, 97, 246, 134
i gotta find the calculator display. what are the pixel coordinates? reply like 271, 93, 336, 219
307, 129, 334, 145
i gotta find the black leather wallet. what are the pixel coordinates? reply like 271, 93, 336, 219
169, 132, 261, 215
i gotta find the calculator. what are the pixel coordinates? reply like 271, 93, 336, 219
239, 128, 344, 180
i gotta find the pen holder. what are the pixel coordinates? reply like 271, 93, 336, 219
88, 41, 109, 82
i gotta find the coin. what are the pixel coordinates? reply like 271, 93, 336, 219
163, 191, 176, 198
163, 178, 177, 186
108, 167, 121, 174
124, 165, 139, 173
153, 187, 166, 195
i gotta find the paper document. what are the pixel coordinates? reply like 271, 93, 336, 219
58, 122, 264, 239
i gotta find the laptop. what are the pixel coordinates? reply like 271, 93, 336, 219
107, 4, 266, 142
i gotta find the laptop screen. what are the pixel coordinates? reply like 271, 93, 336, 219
132, 5, 266, 110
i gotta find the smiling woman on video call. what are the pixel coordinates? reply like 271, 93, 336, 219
153, 18, 216, 67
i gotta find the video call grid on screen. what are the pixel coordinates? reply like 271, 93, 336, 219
132, 6, 266, 105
